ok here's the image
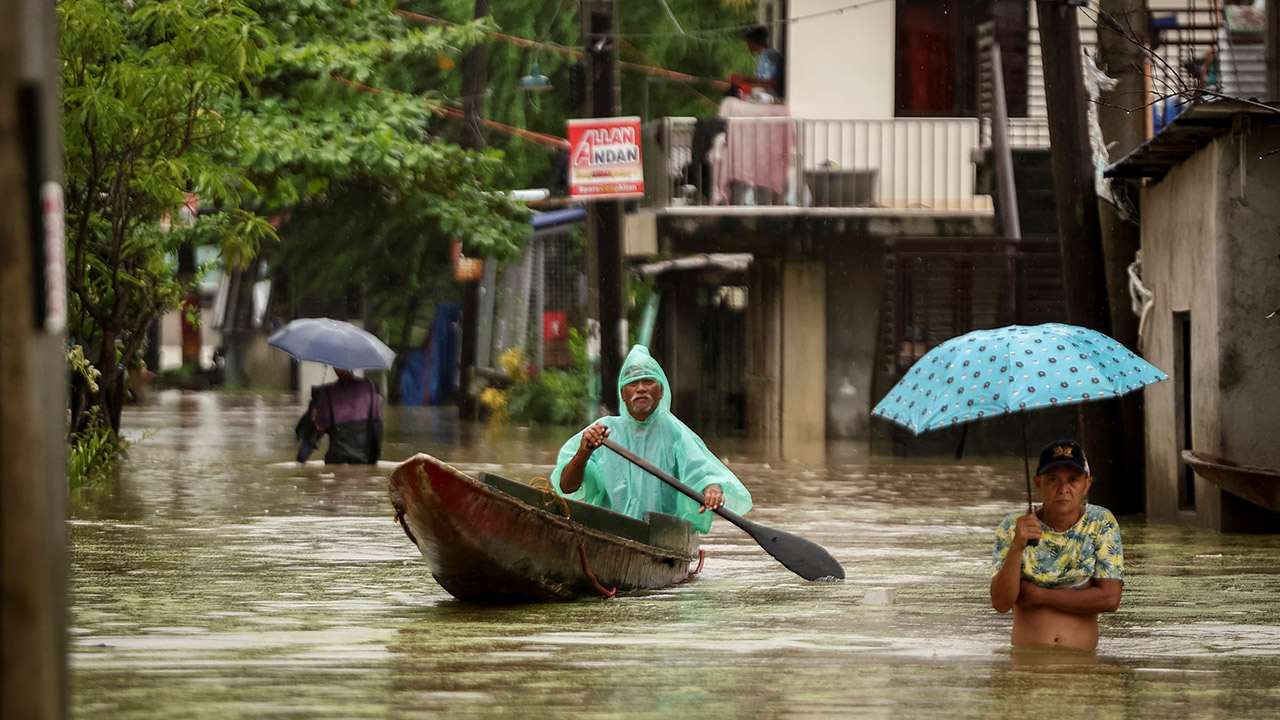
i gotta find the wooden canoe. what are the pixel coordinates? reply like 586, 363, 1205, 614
1181, 450, 1280, 514
388, 453, 702, 602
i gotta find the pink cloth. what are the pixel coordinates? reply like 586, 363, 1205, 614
713, 98, 794, 205
313, 377, 381, 429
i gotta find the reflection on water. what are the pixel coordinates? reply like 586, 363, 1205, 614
70, 391, 1280, 719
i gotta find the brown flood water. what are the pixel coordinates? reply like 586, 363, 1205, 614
69, 391, 1280, 719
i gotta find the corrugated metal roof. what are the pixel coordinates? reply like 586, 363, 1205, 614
1105, 98, 1280, 181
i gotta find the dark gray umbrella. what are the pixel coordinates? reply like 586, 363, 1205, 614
267, 318, 395, 371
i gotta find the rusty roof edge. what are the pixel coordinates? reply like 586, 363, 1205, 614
1104, 98, 1280, 181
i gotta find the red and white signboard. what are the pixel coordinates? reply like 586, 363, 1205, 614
567, 116, 644, 200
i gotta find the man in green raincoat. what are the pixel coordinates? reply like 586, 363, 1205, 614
552, 345, 752, 533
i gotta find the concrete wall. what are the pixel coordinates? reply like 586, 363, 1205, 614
1143, 126, 1280, 531
787, 0, 896, 119
781, 260, 827, 453
242, 333, 292, 390
1142, 142, 1223, 529
746, 258, 783, 448
826, 240, 886, 439
1213, 130, 1280, 470
743, 257, 828, 453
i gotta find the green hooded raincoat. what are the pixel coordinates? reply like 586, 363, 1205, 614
551, 345, 752, 533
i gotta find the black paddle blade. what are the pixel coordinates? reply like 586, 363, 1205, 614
600, 438, 846, 582
730, 512, 845, 581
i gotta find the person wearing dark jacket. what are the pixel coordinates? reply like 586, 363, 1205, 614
296, 369, 383, 464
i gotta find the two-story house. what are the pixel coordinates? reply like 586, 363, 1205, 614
633, 0, 1266, 456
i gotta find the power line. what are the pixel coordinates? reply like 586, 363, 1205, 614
400, 0, 894, 45
395, 10, 729, 87
615, 0, 896, 40
330, 74, 571, 150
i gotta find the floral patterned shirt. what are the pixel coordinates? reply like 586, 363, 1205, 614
991, 504, 1124, 589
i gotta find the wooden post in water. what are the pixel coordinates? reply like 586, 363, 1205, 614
583, 0, 624, 413
1094, 0, 1149, 513
1036, 2, 1129, 508
456, 0, 490, 420
1268, 0, 1280, 100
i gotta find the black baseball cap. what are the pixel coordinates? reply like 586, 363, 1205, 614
1036, 439, 1090, 476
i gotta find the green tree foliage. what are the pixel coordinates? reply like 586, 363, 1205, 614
614, 0, 757, 119
413, 0, 581, 188
245, 0, 532, 395
245, 0, 528, 257
254, 2, 754, 401
418, 0, 756, 190
62, 0, 534, 436
370, 1, 754, 414
61, 0, 278, 433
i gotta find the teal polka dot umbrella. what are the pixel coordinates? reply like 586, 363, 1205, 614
871, 323, 1168, 519
872, 323, 1167, 434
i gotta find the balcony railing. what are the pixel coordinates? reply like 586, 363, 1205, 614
649, 116, 995, 214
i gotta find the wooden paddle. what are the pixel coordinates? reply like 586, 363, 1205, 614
602, 438, 845, 581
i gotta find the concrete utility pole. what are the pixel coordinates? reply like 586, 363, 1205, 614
1093, 0, 1149, 513
1036, 1, 1132, 511
583, 0, 624, 414
1038, 5, 1111, 332
462, 0, 489, 154
1268, 0, 1280, 100
458, 0, 489, 419
1, 0, 67, 715
1095, 0, 1145, 351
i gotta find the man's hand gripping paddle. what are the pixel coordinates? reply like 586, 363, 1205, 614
602, 439, 845, 581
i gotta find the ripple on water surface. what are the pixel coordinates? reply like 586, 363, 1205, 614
68, 391, 1280, 719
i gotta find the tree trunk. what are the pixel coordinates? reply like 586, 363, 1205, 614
1094, 0, 1150, 514
78, 310, 160, 435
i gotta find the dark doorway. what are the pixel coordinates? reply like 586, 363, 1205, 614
1174, 310, 1195, 509
895, 0, 1028, 117
696, 285, 748, 437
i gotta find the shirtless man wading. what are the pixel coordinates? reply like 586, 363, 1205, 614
989, 440, 1125, 650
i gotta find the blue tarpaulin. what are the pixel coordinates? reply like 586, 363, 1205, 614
531, 207, 586, 231
400, 349, 429, 407
400, 302, 462, 406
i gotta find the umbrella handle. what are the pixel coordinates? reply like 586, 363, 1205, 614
1022, 415, 1039, 548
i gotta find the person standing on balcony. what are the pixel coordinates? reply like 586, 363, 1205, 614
729, 24, 784, 101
